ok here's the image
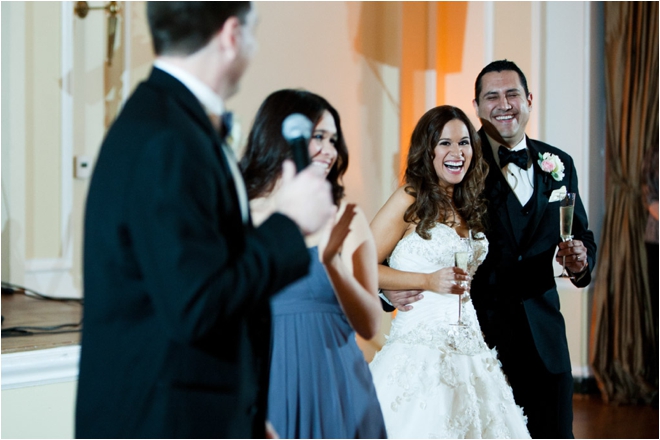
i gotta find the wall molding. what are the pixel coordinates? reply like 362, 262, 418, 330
122, 1, 132, 105
2, 345, 80, 390
581, 1, 592, 209
24, 1, 74, 275
483, 2, 494, 64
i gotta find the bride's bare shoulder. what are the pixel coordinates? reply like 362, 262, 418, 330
392, 185, 416, 203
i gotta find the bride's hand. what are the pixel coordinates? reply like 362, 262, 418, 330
322, 204, 357, 265
426, 267, 470, 295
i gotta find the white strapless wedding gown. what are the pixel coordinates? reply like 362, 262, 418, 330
370, 224, 530, 439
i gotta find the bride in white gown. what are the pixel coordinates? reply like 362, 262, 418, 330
369, 106, 530, 439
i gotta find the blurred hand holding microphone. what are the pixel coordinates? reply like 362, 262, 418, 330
281, 113, 312, 172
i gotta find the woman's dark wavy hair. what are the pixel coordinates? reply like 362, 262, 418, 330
404, 105, 489, 240
239, 89, 349, 205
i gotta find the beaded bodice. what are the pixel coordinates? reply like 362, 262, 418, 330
385, 223, 489, 356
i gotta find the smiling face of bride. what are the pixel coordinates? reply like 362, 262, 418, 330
432, 118, 473, 190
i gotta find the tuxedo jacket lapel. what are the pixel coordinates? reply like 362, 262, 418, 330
480, 133, 520, 251
519, 139, 553, 250
149, 68, 217, 140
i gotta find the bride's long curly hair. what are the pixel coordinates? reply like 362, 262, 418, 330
404, 105, 488, 240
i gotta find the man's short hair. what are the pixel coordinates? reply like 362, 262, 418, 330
147, 2, 251, 56
474, 59, 530, 104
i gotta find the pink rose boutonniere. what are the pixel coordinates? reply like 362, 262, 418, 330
538, 152, 565, 181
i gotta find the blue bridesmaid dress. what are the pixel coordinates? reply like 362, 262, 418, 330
267, 247, 387, 439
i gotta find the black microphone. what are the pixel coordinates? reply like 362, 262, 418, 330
281, 113, 313, 172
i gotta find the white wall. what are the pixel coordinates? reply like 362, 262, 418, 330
541, 1, 605, 380
2, 382, 77, 439
230, 2, 403, 220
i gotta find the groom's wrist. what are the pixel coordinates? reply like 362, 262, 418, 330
378, 290, 393, 306
569, 260, 589, 280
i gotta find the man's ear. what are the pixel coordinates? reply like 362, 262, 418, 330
527, 93, 533, 111
472, 99, 479, 117
214, 16, 242, 58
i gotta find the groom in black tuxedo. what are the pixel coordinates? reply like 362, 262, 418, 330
469, 60, 597, 438
75, 3, 334, 438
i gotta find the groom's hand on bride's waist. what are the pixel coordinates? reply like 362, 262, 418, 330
380, 289, 424, 312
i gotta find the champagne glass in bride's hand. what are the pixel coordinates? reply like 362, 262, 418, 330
452, 251, 469, 326
556, 193, 576, 279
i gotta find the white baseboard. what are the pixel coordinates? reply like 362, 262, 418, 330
2, 345, 80, 390
23, 269, 82, 299
572, 364, 593, 379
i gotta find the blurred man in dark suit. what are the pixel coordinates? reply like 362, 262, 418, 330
75, 3, 335, 438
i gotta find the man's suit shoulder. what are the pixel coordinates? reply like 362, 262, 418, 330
527, 138, 572, 161
110, 77, 206, 148
119, 80, 176, 120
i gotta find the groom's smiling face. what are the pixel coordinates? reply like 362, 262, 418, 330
473, 70, 532, 148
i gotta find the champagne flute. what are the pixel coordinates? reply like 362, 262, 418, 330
556, 193, 576, 279
453, 251, 469, 325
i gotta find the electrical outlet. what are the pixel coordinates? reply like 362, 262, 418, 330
74, 155, 93, 179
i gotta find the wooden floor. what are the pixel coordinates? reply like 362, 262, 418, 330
1, 291, 82, 354
573, 394, 659, 439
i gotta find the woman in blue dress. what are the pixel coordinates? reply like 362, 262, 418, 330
239, 89, 386, 439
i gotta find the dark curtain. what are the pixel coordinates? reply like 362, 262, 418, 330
590, 1, 659, 404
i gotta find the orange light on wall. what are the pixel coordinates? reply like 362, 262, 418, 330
399, 2, 429, 181
399, 2, 468, 179
435, 2, 468, 106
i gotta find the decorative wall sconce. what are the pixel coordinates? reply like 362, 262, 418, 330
74, 1, 121, 66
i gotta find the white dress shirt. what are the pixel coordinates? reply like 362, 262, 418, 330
487, 134, 534, 206
153, 60, 249, 224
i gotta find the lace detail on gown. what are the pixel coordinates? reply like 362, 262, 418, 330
370, 224, 530, 439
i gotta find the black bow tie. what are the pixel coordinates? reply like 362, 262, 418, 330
219, 111, 233, 141
498, 146, 529, 169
